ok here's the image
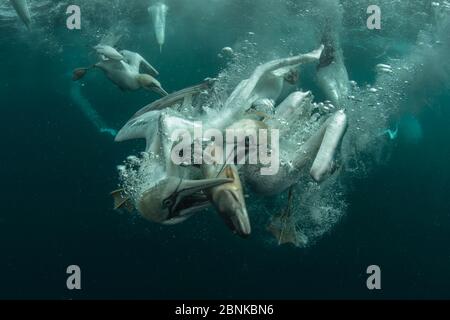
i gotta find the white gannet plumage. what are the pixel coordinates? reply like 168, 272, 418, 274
316, 34, 350, 108
208, 45, 325, 130
73, 47, 167, 96
9, 0, 31, 29
94, 45, 124, 61
120, 50, 159, 76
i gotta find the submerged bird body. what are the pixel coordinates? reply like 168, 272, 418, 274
10, 0, 31, 29
73, 47, 168, 96
94, 44, 124, 61
316, 32, 350, 107
96, 59, 145, 91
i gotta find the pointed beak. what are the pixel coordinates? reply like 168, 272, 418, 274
203, 165, 251, 238
173, 178, 233, 216
152, 86, 169, 96
178, 178, 233, 198
230, 207, 251, 238
214, 190, 251, 238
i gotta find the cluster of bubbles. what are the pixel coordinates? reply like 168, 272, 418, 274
117, 152, 165, 205
247, 1, 450, 247
204, 33, 261, 114
293, 175, 347, 247
342, 1, 450, 177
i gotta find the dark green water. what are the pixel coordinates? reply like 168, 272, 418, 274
1, 0, 450, 299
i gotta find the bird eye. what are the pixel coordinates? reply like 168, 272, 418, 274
163, 199, 173, 208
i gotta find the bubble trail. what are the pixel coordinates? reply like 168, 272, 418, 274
70, 83, 117, 138
148, 1, 168, 52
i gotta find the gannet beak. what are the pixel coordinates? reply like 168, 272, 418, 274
214, 190, 251, 238
151, 86, 169, 96
137, 177, 232, 224
176, 178, 234, 201
170, 177, 234, 218
206, 166, 251, 238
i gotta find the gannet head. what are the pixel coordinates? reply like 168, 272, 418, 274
137, 74, 168, 96
137, 176, 232, 224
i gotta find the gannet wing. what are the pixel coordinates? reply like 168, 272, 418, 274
310, 110, 347, 183
119, 50, 141, 71
120, 50, 159, 76
94, 45, 124, 61
158, 113, 201, 175
115, 109, 199, 168
94, 60, 128, 80
223, 79, 249, 107
271, 91, 313, 128
129, 80, 214, 119
271, 66, 294, 78
139, 56, 159, 77
115, 110, 161, 144
10, 0, 31, 29
223, 46, 324, 113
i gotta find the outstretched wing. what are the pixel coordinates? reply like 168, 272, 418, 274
220, 46, 325, 125
120, 50, 159, 76
115, 110, 161, 145
129, 80, 215, 120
